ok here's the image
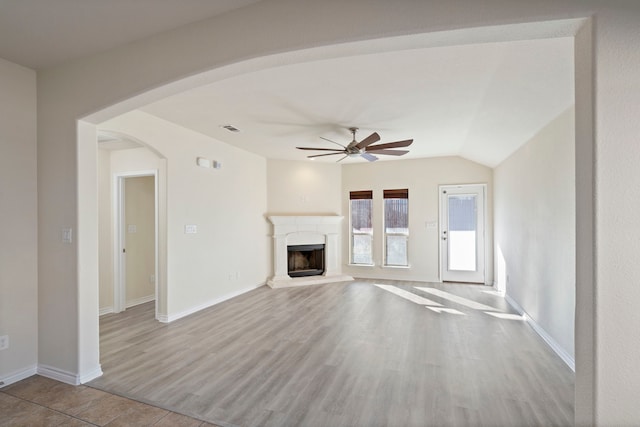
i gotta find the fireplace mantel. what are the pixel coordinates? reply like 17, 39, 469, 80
267, 215, 353, 288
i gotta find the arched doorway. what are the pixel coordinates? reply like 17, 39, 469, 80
74, 21, 592, 424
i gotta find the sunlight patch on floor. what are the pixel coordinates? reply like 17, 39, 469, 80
426, 306, 466, 315
374, 284, 442, 306
484, 311, 524, 320
414, 286, 499, 312
482, 289, 505, 297
374, 283, 524, 320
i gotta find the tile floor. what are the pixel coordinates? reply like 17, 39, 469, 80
0, 375, 219, 426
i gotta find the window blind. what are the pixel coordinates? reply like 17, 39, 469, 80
383, 189, 408, 199
350, 190, 373, 200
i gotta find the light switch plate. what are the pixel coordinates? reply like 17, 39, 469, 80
197, 157, 211, 168
62, 228, 72, 243
185, 224, 197, 234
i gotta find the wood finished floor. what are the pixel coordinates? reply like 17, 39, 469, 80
89, 279, 574, 427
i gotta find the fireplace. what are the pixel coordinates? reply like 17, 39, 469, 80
288, 244, 324, 277
267, 215, 353, 288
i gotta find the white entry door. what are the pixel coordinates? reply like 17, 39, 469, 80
439, 184, 486, 283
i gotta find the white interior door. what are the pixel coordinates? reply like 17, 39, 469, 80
440, 184, 486, 283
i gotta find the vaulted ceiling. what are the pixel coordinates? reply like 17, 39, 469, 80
141, 37, 574, 167
0, 1, 574, 167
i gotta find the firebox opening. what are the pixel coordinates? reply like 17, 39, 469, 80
287, 244, 325, 278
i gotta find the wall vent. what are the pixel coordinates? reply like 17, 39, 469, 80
221, 124, 240, 133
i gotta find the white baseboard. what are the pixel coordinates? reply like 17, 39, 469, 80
37, 364, 81, 385
158, 283, 264, 323
1, 363, 102, 388
100, 295, 154, 316
0, 365, 37, 388
99, 306, 114, 316
37, 363, 103, 385
126, 294, 155, 308
78, 365, 103, 384
504, 294, 575, 372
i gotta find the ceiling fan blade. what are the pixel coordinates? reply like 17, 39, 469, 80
365, 139, 413, 150
296, 147, 345, 152
355, 132, 381, 150
361, 152, 378, 162
307, 152, 345, 158
365, 149, 409, 156
320, 136, 347, 149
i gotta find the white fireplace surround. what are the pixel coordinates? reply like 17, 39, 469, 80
267, 215, 353, 288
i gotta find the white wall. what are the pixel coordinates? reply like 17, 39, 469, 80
342, 157, 493, 283
573, 22, 594, 424
100, 111, 269, 319
29, 1, 640, 423
267, 159, 342, 215
0, 58, 37, 385
97, 149, 113, 311
98, 146, 163, 314
494, 107, 576, 365
592, 10, 640, 424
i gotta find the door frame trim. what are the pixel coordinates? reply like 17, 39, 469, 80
438, 183, 488, 284
113, 170, 159, 317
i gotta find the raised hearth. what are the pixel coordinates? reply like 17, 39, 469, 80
267, 215, 353, 288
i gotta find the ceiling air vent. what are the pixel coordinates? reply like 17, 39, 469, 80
221, 124, 240, 133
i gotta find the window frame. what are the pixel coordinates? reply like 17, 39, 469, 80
383, 189, 409, 267
349, 190, 374, 266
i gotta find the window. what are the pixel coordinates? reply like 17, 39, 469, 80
384, 189, 409, 266
350, 190, 373, 264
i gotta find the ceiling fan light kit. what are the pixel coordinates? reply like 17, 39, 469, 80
296, 127, 413, 162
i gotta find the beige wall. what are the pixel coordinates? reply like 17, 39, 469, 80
100, 111, 269, 319
267, 159, 342, 215
494, 107, 576, 364
24, 1, 640, 423
0, 58, 37, 384
342, 157, 493, 283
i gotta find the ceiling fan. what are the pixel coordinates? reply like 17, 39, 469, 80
296, 127, 413, 162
